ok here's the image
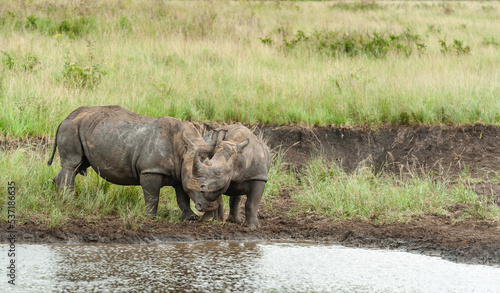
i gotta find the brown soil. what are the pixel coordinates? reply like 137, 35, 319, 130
2, 124, 500, 265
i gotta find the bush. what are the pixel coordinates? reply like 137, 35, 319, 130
264, 28, 427, 58
439, 38, 471, 55
1, 51, 39, 71
62, 41, 106, 89
23, 14, 95, 38
329, 0, 382, 11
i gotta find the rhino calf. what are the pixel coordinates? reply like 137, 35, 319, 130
197, 123, 271, 229
47, 105, 221, 219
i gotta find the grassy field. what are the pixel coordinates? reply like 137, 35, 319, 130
1, 0, 500, 227
1, 146, 499, 229
0, 0, 499, 136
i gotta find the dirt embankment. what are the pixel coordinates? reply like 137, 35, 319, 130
2, 124, 500, 265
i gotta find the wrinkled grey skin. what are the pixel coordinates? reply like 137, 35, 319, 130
47, 105, 220, 219
196, 123, 271, 229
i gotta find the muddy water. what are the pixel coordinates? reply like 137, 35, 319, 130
1, 242, 499, 292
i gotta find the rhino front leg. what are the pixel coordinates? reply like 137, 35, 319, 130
174, 186, 198, 221
140, 173, 163, 217
227, 195, 243, 224
244, 181, 266, 230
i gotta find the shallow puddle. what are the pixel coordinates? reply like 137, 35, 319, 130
1, 242, 499, 292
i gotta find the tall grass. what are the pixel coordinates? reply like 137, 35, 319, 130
293, 158, 500, 223
1, 147, 498, 228
0, 1, 499, 137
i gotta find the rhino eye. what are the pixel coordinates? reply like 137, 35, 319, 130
213, 167, 222, 176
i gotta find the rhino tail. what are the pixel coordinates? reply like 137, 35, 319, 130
47, 122, 62, 166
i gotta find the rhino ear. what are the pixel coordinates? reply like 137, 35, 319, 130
182, 131, 196, 150
206, 131, 218, 147
216, 129, 227, 146
237, 138, 250, 153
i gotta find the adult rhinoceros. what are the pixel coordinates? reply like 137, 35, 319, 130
193, 123, 271, 229
47, 105, 224, 219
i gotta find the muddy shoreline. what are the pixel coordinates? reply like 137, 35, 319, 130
1, 207, 499, 265
2, 124, 500, 265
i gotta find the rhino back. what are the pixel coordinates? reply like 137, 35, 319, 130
219, 124, 271, 182
69, 106, 182, 185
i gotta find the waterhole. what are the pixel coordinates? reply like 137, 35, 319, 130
1, 242, 499, 292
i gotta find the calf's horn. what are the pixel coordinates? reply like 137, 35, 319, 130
216, 129, 227, 146
193, 149, 205, 176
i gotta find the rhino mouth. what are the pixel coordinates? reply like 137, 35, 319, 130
187, 178, 228, 199
194, 200, 219, 212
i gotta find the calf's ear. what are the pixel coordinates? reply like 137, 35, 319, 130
216, 129, 227, 146
237, 138, 250, 153
206, 131, 218, 147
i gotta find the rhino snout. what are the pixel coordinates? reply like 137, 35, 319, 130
195, 200, 219, 212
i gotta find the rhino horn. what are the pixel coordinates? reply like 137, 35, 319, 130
193, 148, 206, 176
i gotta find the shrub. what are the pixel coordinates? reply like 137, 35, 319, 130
62, 41, 106, 89
482, 37, 499, 47
329, 0, 381, 11
2, 51, 15, 69
439, 38, 471, 55
1, 51, 39, 71
22, 14, 95, 38
267, 29, 427, 58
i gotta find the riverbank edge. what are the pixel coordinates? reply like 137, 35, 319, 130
2, 124, 500, 265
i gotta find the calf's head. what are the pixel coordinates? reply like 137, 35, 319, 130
186, 138, 249, 211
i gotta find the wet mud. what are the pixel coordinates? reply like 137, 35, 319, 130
2, 124, 500, 265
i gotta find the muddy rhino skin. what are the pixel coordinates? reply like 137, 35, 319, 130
197, 123, 271, 229
47, 105, 220, 218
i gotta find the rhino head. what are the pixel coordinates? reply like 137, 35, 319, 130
186, 135, 250, 211
180, 130, 229, 212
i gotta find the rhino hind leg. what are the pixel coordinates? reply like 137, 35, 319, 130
244, 181, 266, 230
227, 195, 243, 224
52, 125, 86, 194
140, 173, 163, 217
53, 158, 88, 193
52, 168, 77, 194
174, 186, 199, 221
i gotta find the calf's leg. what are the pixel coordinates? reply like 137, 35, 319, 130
227, 195, 242, 223
244, 181, 266, 229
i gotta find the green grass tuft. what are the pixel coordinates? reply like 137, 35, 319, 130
292, 158, 500, 223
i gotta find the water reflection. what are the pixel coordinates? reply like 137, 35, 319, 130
1, 242, 499, 292
53, 242, 262, 292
